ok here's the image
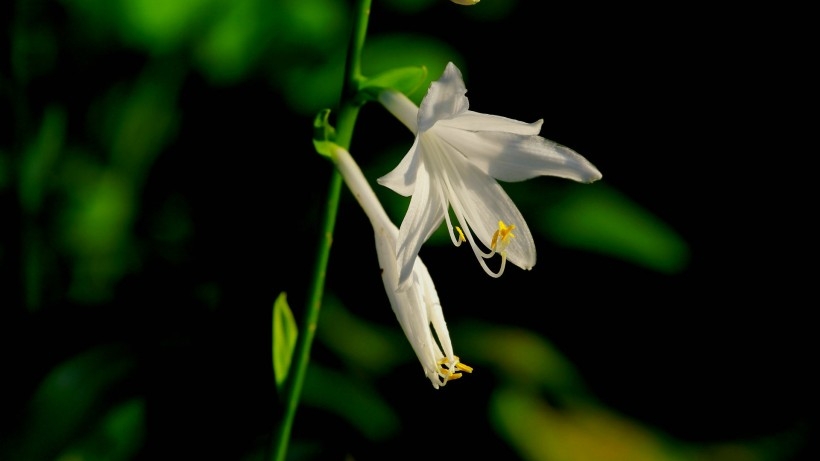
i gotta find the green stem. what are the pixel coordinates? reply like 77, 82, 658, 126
272, 0, 371, 460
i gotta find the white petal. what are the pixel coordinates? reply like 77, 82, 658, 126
377, 135, 422, 197
375, 225, 440, 387
438, 110, 543, 135
395, 164, 446, 287
333, 143, 461, 389
423, 274, 454, 361
417, 62, 469, 133
429, 136, 537, 271
436, 126, 602, 183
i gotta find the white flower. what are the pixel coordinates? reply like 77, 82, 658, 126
378, 62, 602, 286
331, 144, 471, 389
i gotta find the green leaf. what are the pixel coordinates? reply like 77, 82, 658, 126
312, 109, 336, 158
303, 365, 400, 440
454, 321, 590, 400
491, 387, 790, 461
490, 388, 683, 461
4, 345, 136, 460
193, 0, 268, 84
362, 34, 464, 105
119, 0, 219, 54
317, 295, 410, 374
57, 399, 146, 461
20, 107, 65, 214
358, 66, 428, 102
272, 292, 298, 392
533, 183, 690, 274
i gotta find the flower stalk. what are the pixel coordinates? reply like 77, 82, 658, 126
271, 0, 370, 459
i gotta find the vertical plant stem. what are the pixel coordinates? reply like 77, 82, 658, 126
272, 0, 371, 460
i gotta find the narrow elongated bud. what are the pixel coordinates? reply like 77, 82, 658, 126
450, 0, 479, 5
330, 144, 471, 389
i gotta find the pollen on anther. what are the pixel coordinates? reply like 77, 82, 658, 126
456, 362, 473, 373
437, 357, 473, 384
491, 220, 516, 250
455, 226, 466, 242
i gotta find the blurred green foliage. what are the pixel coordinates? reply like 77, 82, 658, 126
2, 0, 808, 460
538, 183, 690, 274
4, 345, 141, 460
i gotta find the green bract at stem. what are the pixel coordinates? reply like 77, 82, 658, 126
271, 0, 371, 460
356, 66, 428, 105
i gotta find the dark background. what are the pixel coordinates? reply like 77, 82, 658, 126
2, 0, 814, 460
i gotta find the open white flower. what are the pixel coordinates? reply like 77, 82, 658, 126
378, 62, 603, 286
331, 144, 471, 389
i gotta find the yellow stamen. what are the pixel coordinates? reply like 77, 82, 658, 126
491, 220, 516, 250
456, 362, 473, 373
436, 356, 473, 383
455, 226, 466, 242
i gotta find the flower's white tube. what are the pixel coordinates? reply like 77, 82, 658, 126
379, 90, 418, 133
330, 145, 471, 388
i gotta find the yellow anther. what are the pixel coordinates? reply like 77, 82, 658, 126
491, 220, 516, 250
437, 356, 473, 383
455, 362, 473, 373
455, 226, 466, 242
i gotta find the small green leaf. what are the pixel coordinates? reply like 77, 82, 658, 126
358, 66, 428, 102
362, 34, 464, 104
272, 292, 298, 392
312, 109, 336, 158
